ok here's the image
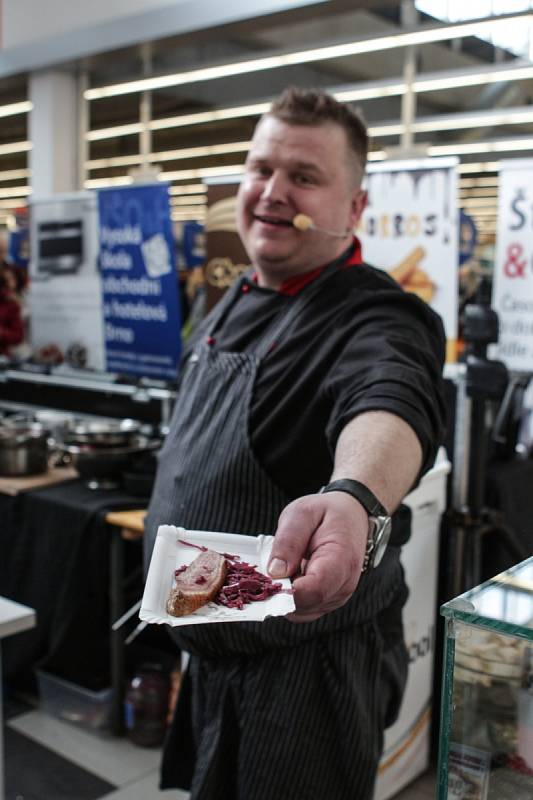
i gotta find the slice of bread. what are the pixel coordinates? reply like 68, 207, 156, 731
166, 550, 228, 617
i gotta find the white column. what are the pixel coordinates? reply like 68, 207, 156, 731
400, 0, 417, 152
29, 69, 82, 197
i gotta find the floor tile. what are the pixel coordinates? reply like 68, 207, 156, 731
393, 768, 436, 799
5, 725, 115, 800
100, 770, 189, 799
8, 711, 162, 786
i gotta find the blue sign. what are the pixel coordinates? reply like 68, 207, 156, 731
8, 228, 29, 268
97, 183, 181, 380
182, 221, 205, 269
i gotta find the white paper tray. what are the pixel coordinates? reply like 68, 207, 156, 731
140, 525, 295, 626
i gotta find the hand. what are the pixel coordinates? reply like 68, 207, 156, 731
267, 492, 369, 623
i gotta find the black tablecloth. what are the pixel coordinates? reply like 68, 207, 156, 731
485, 458, 533, 577
0, 478, 146, 688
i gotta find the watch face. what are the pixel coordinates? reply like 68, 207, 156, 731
371, 516, 392, 569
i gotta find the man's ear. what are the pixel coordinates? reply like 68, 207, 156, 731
350, 189, 368, 226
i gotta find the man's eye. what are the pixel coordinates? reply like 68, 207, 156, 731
294, 174, 313, 185
253, 165, 271, 178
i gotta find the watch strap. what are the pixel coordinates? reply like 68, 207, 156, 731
319, 479, 389, 517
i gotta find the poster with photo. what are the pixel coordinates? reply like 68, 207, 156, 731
493, 158, 533, 372
98, 183, 181, 380
357, 158, 458, 360
28, 192, 105, 370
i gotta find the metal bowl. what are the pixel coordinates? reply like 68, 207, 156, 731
62, 418, 142, 448
0, 422, 51, 477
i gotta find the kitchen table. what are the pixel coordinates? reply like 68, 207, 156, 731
0, 474, 147, 735
0, 597, 35, 800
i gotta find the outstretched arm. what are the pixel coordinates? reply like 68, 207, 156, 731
268, 410, 422, 622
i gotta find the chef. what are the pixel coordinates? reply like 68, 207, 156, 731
144, 86, 446, 799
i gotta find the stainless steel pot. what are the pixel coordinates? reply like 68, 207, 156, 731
0, 423, 50, 477
62, 418, 142, 448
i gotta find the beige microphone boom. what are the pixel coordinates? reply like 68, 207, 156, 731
292, 213, 349, 238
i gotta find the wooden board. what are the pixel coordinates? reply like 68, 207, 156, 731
0, 466, 79, 496
105, 509, 146, 536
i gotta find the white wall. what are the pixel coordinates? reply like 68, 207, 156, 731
3, 0, 189, 49
0, 0, 326, 78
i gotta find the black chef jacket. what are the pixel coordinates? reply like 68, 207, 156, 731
181, 242, 446, 499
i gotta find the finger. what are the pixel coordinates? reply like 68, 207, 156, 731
268, 499, 324, 579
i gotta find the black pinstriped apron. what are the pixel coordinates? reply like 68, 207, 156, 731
144, 266, 409, 800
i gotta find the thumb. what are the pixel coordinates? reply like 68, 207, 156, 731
268, 497, 323, 579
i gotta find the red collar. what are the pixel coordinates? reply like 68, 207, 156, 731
251, 237, 363, 296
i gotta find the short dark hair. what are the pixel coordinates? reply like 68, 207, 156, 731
268, 86, 368, 179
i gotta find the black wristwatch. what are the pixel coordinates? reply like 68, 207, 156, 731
319, 479, 392, 572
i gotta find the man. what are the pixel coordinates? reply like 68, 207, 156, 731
144, 87, 446, 799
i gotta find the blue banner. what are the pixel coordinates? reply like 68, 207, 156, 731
459, 210, 477, 266
181, 221, 205, 269
97, 183, 181, 380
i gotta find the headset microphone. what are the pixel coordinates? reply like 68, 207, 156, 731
292, 213, 350, 239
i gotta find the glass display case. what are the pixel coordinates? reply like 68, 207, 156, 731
438, 557, 533, 799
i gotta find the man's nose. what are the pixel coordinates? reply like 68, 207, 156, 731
261, 171, 288, 203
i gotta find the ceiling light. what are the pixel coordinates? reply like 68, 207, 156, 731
171, 210, 206, 220
87, 123, 144, 142
0, 186, 31, 198
459, 177, 499, 188
150, 102, 271, 132
0, 141, 31, 156
429, 137, 533, 156
459, 188, 498, 197
85, 11, 533, 100
160, 164, 245, 182
460, 196, 498, 207
415, 62, 533, 93
0, 169, 30, 182
367, 150, 387, 161
171, 196, 207, 206
169, 184, 207, 195
0, 101, 32, 119
87, 142, 252, 171
457, 162, 500, 173
85, 176, 134, 188
84, 60, 533, 144
0, 198, 27, 208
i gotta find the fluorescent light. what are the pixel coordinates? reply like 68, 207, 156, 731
415, 61, 533, 93
459, 188, 498, 197
150, 102, 271, 132
429, 137, 533, 156
367, 150, 387, 161
84, 63, 533, 144
87, 154, 143, 170
169, 184, 207, 195
159, 164, 245, 181
87, 123, 144, 142
171, 196, 207, 206
457, 162, 500, 173
85, 11, 533, 100
0, 186, 31, 198
171, 210, 206, 221
85, 176, 134, 188
0, 141, 31, 156
464, 208, 498, 217
459, 177, 499, 188
460, 196, 498, 207
87, 141, 251, 171
0, 169, 30, 182
0, 101, 32, 119
0, 198, 27, 208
